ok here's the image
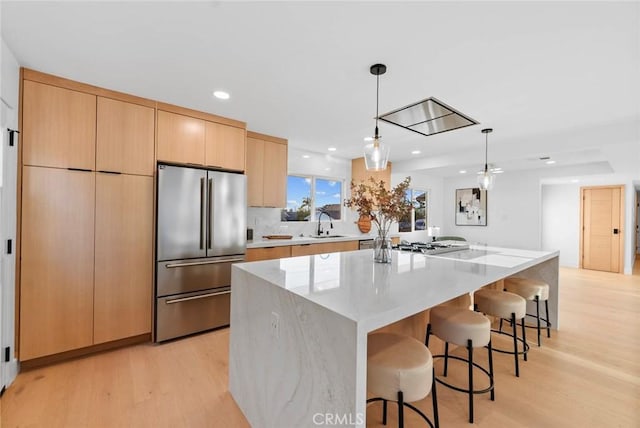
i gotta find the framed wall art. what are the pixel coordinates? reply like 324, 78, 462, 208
455, 188, 487, 226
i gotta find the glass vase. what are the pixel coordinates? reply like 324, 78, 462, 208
373, 235, 392, 264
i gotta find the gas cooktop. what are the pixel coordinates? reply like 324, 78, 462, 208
394, 241, 470, 255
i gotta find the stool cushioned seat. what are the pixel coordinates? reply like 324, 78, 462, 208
504, 277, 549, 301
474, 289, 526, 319
368, 333, 433, 403
430, 305, 491, 348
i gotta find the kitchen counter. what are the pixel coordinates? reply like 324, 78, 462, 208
246, 234, 373, 249
229, 246, 559, 427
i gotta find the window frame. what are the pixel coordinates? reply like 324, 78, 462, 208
398, 188, 429, 233
282, 174, 345, 222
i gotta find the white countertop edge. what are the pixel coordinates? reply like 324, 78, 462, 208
246, 234, 375, 248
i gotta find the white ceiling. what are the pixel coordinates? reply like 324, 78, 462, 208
2, 1, 639, 177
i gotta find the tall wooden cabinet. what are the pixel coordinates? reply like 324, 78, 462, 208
19, 71, 156, 361
246, 131, 287, 207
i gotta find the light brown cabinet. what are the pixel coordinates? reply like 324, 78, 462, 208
351, 157, 392, 190
246, 246, 292, 262
97, 97, 155, 176
22, 80, 96, 170
290, 241, 359, 256
246, 131, 288, 207
20, 167, 96, 360
94, 174, 154, 344
157, 110, 246, 171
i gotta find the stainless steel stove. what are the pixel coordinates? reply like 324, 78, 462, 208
395, 241, 470, 255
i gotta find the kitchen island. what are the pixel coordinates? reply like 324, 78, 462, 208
229, 246, 559, 428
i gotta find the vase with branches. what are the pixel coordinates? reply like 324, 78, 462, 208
345, 177, 414, 263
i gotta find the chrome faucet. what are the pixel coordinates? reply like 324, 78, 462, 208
317, 211, 333, 236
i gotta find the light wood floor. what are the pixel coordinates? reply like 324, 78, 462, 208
2, 264, 639, 427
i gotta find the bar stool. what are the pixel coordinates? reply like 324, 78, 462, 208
504, 277, 551, 346
426, 306, 494, 424
473, 289, 529, 377
367, 333, 439, 428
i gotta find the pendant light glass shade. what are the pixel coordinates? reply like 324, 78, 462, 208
364, 137, 389, 171
478, 128, 494, 191
365, 64, 390, 171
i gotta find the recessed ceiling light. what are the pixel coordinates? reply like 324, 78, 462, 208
571, 179, 579, 183
325, 167, 331, 171
363, 137, 374, 142
213, 90, 230, 100
459, 170, 467, 174
328, 147, 337, 152
411, 150, 421, 155
302, 155, 310, 159
546, 160, 556, 165
494, 170, 505, 174
492, 167, 502, 171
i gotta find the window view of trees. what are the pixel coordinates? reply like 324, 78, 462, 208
281, 175, 343, 222
399, 189, 427, 232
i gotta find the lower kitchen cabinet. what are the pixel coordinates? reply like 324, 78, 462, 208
290, 241, 359, 256
246, 246, 292, 262
94, 173, 153, 344
20, 166, 96, 360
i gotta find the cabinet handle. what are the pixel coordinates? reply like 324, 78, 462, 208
165, 258, 245, 268
97, 170, 122, 175
298, 244, 312, 247
67, 167, 92, 172
165, 288, 231, 304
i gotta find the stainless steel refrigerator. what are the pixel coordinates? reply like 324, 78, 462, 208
155, 164, 246, 342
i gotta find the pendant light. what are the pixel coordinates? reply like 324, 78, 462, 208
364, 63, 390, 171
477, 128, 494, 190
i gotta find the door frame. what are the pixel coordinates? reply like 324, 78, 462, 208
579, 185, 625, 273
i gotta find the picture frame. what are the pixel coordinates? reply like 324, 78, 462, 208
455, 188, 487, 226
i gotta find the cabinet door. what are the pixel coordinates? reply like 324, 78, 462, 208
263, 141, 287, 208
246, 137, 265, 207
96, 97, 155, 176
22, 80, 96, 170
351, 157, 392, 190
205, 121, 246, 171
20, 167, 95, 360
245, 246, 291, 261
94, 173, 153, 344
157, 110, 205, 165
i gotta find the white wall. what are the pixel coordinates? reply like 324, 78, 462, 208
541, 184, 580, 267
391, 172, 444, 243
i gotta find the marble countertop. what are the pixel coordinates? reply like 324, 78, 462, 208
246, 234, 374, 249
234, 245, 559, 332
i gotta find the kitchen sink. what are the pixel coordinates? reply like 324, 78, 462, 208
310, 235, 347, 239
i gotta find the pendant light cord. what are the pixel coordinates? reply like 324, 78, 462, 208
484, 132, 488, 173
375, 72, 380, 139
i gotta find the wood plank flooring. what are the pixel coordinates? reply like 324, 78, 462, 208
2, 264, 639, 427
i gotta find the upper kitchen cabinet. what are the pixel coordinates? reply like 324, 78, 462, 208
351, 157, 392, 190
246, 131, 287, 208
96, 97, 155, 176
205, 121, 246, 171
22, 80, 96, 170
157, 110, 205, 165
157, 104, 247, 170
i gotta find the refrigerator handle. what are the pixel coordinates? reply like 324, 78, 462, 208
207, 178, 213, 249
200, 177, 205, 250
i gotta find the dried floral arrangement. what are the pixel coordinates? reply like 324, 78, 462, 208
344, 177, 414, 239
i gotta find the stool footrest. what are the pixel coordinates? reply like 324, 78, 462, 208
432, 354, 494, 395
489, 329, 530, 356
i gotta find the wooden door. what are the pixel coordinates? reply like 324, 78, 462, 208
94, 173, 153, 344
581, 186, 624, 273
263, 141, 287, 208
157, 110, 205, 165
22, 80, 96, 170
246, 137, 265, 206
96, 97, 155, 176
20, 167, 95, 360
205, 121, 246, 171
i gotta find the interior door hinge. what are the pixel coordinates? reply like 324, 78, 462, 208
4, 346, 10, 362
6, 239, 11, 255
7, 128, 19, 147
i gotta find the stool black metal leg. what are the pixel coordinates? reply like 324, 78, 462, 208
426, 323, 432, 347
431, 367, 440, 428
467, 339, 474, 424
522, 315, 528, 361
487, 339, 495, 401
443, 342, 449, 377
382, 399, 387, 425
397, 391, 404, 428
499, 318, 504, 333
545, 300, 551, 338
535, 296, 541, 346
511, 312, 520, 377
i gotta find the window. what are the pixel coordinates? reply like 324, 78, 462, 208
282, 175, 343, 221
399, 189, 428, 232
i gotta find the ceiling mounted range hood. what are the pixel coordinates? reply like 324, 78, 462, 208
377, 97, 478, 137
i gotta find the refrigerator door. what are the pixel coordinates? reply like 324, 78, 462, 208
157, 165, 207, 261
207, 171, 246, 257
